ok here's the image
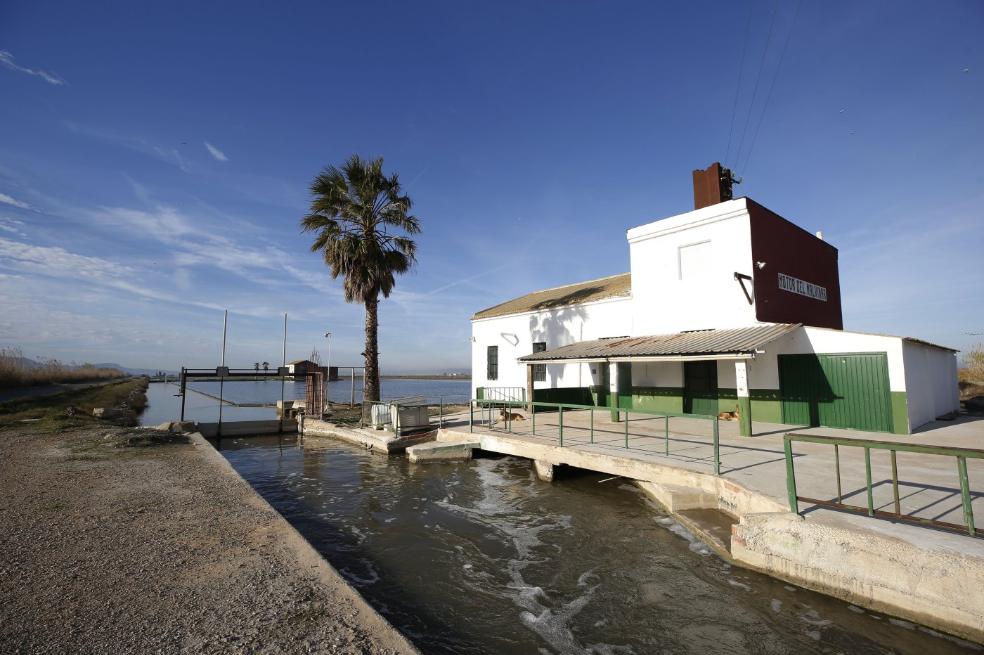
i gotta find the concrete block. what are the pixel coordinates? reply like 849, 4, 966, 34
407, 441, 476, 463
635, 481, 718, 512
533, 459, 554, 482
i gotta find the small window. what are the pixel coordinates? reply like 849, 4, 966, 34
532, 342, 546, 382
487, 346, 498, 381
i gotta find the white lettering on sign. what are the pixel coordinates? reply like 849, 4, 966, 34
777, 272, 827, 302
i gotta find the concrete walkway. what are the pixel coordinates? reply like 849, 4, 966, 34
447, 408, 984, 530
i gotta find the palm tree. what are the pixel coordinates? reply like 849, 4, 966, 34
301, 155, 420, 402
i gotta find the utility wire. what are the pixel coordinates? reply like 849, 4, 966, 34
724, 2, 754, 167
741, 0, 802, 175
733, 0, 780, 171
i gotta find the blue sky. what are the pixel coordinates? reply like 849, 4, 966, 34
0, 0, 982, 372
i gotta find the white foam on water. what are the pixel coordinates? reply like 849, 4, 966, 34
436, 459, 618, 653
805, 630, 821, 641
728, 579, 751, 591
799, 609, 832, 627
784, 585, 797, 592
847, 605, 864, 614
587, 644, 636, 655
341, 558, 380, 587
653, 516, 713, 557
771, 599, 782, 613
888, 618, 915, 630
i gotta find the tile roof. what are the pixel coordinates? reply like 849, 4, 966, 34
518, 323, 801, 361
471, 273, 631, 320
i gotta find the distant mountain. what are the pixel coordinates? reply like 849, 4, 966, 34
91, 363, 176, 376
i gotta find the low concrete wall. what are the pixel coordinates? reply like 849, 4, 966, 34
303, 420, 435, 453
732, 512, 984, 644
197, 420, 297, 438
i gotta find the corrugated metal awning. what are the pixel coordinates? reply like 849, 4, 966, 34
517, 323, 801, 363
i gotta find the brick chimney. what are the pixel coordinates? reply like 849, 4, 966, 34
692, 162, 737, 210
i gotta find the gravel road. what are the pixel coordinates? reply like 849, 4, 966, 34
0, 422, 418, 654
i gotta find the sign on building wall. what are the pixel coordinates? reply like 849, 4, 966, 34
777, 272, 827, 302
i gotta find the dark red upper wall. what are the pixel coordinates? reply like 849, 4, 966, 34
747, 199, 843, 329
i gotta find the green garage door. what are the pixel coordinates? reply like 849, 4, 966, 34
779, 353, 893, 432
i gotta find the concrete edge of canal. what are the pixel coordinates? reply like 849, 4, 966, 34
186, 431, 422, 654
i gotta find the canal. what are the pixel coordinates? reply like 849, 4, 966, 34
217, 435, 980, 655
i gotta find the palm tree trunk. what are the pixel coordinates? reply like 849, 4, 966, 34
363, 295, 381, 402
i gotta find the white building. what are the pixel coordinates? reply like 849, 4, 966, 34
470, 165, 958, 435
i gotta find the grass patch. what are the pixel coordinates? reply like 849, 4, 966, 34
0, 378, 150, 430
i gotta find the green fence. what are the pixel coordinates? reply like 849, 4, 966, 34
783, 433, 982, 537
470, 399, 721, 475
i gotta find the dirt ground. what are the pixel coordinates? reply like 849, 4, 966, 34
0, 393, 417, 654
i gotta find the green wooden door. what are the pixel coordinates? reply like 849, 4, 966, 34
684, 361, 718, 416
779, 353, 893, 432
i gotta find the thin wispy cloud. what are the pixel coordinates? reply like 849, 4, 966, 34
204, 141, 228, 162
0, 50, 65, 85
0, 193, 30, 209
0, 217, 26, 236
63, 121, 189, 172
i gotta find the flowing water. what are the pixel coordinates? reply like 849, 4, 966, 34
217, 436, 981, 655
139, 380, 471, 426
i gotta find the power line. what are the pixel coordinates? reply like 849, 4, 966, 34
733, 0, 780, 170
741, 0, 802, 175
724, 2, 754, 167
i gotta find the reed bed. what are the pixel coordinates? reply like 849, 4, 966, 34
0, 348, 125, 388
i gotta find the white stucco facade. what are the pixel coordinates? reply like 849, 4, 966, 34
628, 199, 757, 335
470, 296, 631, 398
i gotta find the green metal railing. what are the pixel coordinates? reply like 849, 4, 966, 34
469, 399, 720, 475
784, 433, 983, 537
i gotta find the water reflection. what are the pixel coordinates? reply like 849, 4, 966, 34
219, 437, 981, 655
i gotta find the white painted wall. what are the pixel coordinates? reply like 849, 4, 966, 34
627, 199, 758, 335
470, 296, 633, 398
631, 361, 683, 387
902, 340, 960, 431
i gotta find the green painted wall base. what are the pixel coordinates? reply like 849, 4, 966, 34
533, 387, 595, 406
737, 395, 752, 436
891, 391, 910, 434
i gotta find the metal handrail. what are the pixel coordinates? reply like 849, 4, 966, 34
479, 386, 526, 402
783, 433, 981, 537
469, 398, 720, 475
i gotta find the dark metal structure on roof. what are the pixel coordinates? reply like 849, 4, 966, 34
517, 323, 801, 363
